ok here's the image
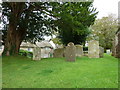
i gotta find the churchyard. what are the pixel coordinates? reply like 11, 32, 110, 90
2, 40, 119, 88
1, 1, 120, 89
2, 54, 118, 88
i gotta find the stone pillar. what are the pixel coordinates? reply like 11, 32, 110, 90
65, 42, 76, 62
75, 45, 83, 57
33, 47, 41, 60
88, 40, 99, 58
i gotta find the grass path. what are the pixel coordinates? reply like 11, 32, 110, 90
2, 54, 118, 88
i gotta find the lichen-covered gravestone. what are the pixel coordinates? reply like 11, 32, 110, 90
53, 48, 64, 58
33, 47, 41, 60
88, 40, 99, 58
65, 42, 76, 62
75, 45, 83, 57
99, 46, 104, 58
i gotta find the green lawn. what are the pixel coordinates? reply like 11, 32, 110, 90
2, 54, 118, 88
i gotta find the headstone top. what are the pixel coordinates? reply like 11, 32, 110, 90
67, 42, 74, 46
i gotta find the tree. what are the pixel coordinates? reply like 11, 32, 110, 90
89, 14, 118, 50
2, 2, 56, 55
2, 2, 97, 56
51, 2, 98, 45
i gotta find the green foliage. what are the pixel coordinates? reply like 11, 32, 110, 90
2, 54, 118, 88
51, 2, 98, 45
19, 49, 33, 58
83, 46, 88, 51
2, 2, 97, 45
2, 2, 56, 43
89, 14, 118, 49
52, 37, 62, 45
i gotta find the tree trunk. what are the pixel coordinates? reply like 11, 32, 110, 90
3, 23, 25, 55
3, 2, 26, 56
3, 29, 26, 56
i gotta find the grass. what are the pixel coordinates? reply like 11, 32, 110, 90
2, 54, 118, 88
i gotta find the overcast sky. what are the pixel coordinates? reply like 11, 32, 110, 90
93, 0, 119, 19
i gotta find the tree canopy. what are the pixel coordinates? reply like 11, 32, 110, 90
88, 14, 118, 50
2, 2, 57, 55
51, 2, 98, 45
2, 2, 98, 55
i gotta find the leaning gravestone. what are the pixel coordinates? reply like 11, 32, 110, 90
99, 46, 104, 58
33, 47, 41, 60
88, 40, 99, 58
53, 48, 64, 58
75, 45, 83, 57
65, 42, 76, 62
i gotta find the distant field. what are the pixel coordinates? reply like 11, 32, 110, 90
2, 54, 118, 88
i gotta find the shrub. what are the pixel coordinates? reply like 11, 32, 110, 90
83, 46, 88, 51
19, 49, 33, 58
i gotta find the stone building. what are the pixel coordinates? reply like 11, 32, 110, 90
20, 41, 53, 58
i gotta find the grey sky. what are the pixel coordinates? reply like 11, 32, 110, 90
93, 0, 119, 19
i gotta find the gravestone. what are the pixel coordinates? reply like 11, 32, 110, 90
75, 45, 83, 57
33, 47, 41, 60
53, 48, 64, 58
65, 42, 76, 62
99, 46, 104, 58
88, 40, 99, 58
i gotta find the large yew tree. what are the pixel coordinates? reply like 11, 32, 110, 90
51, 2, 98, 45
2, 2, 55, 56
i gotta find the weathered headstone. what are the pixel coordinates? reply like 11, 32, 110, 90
65, 42, 76, 62
99, 46, 104, 58
88, 40, 99, 58
33, 47, 41, 60
53, 48, 64, 58
75, 45, 83, 57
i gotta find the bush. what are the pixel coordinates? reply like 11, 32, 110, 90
19, 49, 33, 58
83, 46, 88, 51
